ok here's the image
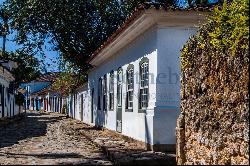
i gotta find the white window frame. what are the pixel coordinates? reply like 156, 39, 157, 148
126, 65, 134, 111
109, 71, 114, 110
117, 68, 123, 108
103, 74, 107, 111
139, 58, 149, 111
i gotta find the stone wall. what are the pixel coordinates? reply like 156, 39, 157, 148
176, 46, 249, 164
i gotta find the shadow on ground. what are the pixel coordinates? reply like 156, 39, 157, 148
0, 151, 111, 165
0, 112, 65, 149
1, 152, 84, 159
68, 121, 177, 165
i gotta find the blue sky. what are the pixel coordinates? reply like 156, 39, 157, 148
0, 30, 61, 72
0, 0, 60, 72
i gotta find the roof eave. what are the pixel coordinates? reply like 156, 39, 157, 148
88, 9, 207, 67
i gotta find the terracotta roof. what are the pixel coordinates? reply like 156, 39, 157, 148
87, 2, 219, 64
75, 82, 88, 92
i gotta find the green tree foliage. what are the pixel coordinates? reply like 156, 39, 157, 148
208, 0, 249, 55
2, 0, 221, 94
3, 0, 144, 71
52, 66, 87, 96
181, 0, 249, 69
2, 51, 41, 86
3, 0, 212, 72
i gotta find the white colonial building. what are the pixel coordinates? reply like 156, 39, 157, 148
20, 73, 62, 112
0, 59, 19, 118
67, 84, 90, 122
65, 7, 206, 151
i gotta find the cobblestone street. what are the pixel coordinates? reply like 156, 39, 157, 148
0, 112, 112, 165
0, 112, 176, 165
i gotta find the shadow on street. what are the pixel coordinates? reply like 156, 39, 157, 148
0, 112, 64, 148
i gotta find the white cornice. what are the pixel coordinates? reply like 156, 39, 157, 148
90, 9, 206, 67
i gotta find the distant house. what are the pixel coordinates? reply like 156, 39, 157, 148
64, 4, 207, 152
20, 73, 58, 111
0, 59, 19, 118
34, 85, 66, 114
67, 84, 89, 121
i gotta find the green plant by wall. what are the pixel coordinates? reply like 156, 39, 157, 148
181, 0, 249, 69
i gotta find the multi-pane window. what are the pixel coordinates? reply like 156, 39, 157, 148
103, 75, 107, 111
139, 60, 149, 110
126, 65, 134, 110
98, 77, 102, 110
109, 71, 114, 110
117, 68, 123, 107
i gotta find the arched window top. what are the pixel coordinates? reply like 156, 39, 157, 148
139, 57, 149, 66
110, 70, 114, 76
117, 67, 123, 83
109, 70, 114, 110
127, 64, 134, 70
117, 67, 123, 73
139, 57, 149, 111
126, 64, 134, 111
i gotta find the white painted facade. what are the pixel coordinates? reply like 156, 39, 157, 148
70, 85, 91, 123
66, 9, 205, 151
21, 81, 51, 111
0, 64, 19, 118
39, 91, 66, 114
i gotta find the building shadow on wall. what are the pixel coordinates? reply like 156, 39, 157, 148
0, 112, 63, 149
94, 108, 106, 129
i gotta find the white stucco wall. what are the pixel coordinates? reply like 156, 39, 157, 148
0, 75, 19, 118
21, 81, 51, 110
88, 27, 157, 144
67, 93, 77, 119
153, 26, 198, 145
74, 85, 91, 123
69, 23, 199, 148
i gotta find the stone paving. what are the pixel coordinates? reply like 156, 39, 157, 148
0, 112, 112, 165
64, 119, 176, 165
0, 111, 176, 165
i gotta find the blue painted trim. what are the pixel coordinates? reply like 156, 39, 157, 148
157, 105, 179, 109
157, 100, 179, 102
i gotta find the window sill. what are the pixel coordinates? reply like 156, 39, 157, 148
125, 109, 133, 112
138, 109, 146, 113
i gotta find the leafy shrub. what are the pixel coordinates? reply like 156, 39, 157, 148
181, 0, 249, 69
